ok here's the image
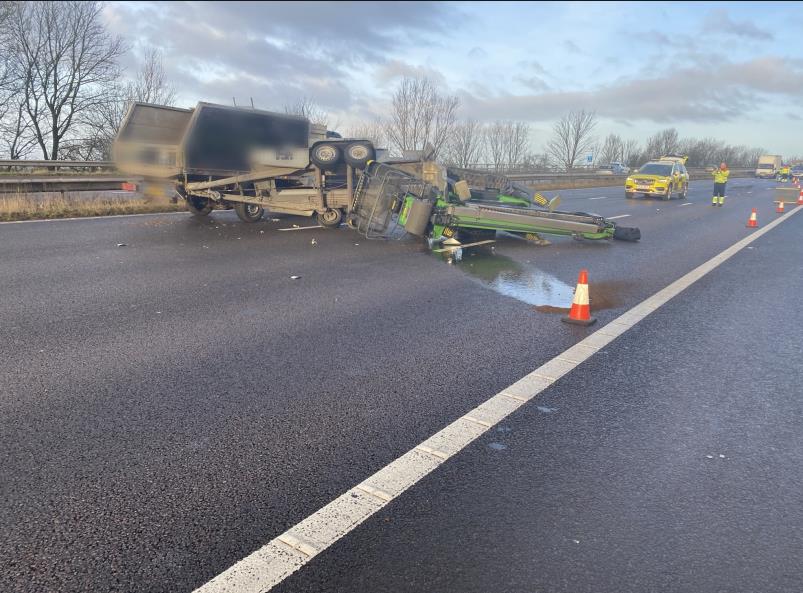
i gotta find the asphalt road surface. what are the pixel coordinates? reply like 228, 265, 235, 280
1, 177, 800, 593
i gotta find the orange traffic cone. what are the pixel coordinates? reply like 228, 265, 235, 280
562, 269, 596, 326
776, 200, 785, 214
746, 208, 759, 228
798, 189, 803, 205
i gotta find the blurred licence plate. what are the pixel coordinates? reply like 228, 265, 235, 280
637, 185, 651, 191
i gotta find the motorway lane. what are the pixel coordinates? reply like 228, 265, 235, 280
0, 177, 789, 592
275, 208, 803, 593
466, 177, 782, 317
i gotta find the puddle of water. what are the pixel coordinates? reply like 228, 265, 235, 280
434, 247, 575, 307
432, 246, 630, 312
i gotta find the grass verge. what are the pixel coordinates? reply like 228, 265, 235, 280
0, 191, 186, 222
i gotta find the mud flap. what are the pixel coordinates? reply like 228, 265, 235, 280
613, 226, 641, 242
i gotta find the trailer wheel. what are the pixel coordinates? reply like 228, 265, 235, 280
344, 141, 375, 168
316, 208, 343, 228
310, 143, 342, 169
186, 196, 213, 216
234, 202, 264, 223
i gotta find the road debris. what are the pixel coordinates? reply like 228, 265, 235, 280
290, 275, 301, 280
310, 238, 317, 245
116, 243, 127, 247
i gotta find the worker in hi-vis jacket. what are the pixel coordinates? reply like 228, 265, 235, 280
711, 162, 729, 207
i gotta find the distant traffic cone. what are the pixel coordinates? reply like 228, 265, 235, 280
776, 200, 785, 214
798, 189, 803, 205
562, 269, 597, 326
746, 208, 759, 228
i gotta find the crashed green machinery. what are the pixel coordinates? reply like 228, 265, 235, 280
349, 161, 641, 244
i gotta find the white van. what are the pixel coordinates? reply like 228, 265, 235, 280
755, 155, 782, 178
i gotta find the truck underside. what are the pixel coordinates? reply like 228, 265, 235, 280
115, 101, 640, 245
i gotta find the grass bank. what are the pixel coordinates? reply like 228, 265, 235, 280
0, 192, 185, 222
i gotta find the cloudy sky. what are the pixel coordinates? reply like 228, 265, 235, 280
104, 1, 803, 155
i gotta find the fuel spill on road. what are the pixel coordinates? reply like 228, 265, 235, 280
432, 244, 628, 313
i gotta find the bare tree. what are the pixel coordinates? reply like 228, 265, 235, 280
545, 109, 597, 170
383, 76, 459, 158
679, 137, 721, 167
284, 97, 329, 126
5, 1, 125, 160
483, 121, 506, 171
505, 121, 531, 171
1, 97, 39, 159
599, 133, 624, 165
347, 120, 386, 148
622, 138, 641, 168
643, 128, 679, 160
0, 2, 29, 157
81, 48, 176, 159
443, 119, 484, 168
130, 48, 176, 106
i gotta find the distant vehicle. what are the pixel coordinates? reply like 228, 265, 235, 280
625, 158, 689, 200
790, 164, 803, 179
597, 162, 630, 175
755, 155, 782, 178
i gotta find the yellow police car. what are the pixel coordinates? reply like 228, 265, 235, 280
625, 156, 689, 200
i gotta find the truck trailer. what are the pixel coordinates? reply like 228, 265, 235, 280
114, 101, 640, 246
115, 101, 375, 226
755, 155, 782, 179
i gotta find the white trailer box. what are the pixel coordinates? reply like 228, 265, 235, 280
755, 155, 782, 178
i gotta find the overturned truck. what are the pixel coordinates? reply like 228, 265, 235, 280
115, 101, 375, 226
115, 101, 640, 244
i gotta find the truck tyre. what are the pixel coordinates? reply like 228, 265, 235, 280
316, 208, 343, 228
344, 141, 375, 168
186, 196, 213, 216
625, 191, 635, 199
613, 226, 641, 242
310, 143, 342, 169
234, 202, 264, 223
663, 187, 673, 200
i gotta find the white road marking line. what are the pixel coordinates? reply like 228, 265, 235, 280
680, 202, 694, 206
277, 225, 322, 231
194, 205, 803, 593
431, 239, 495, 252
588, 196, 608, 200
607, 214, 631, 220
0, 211, 188, 224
